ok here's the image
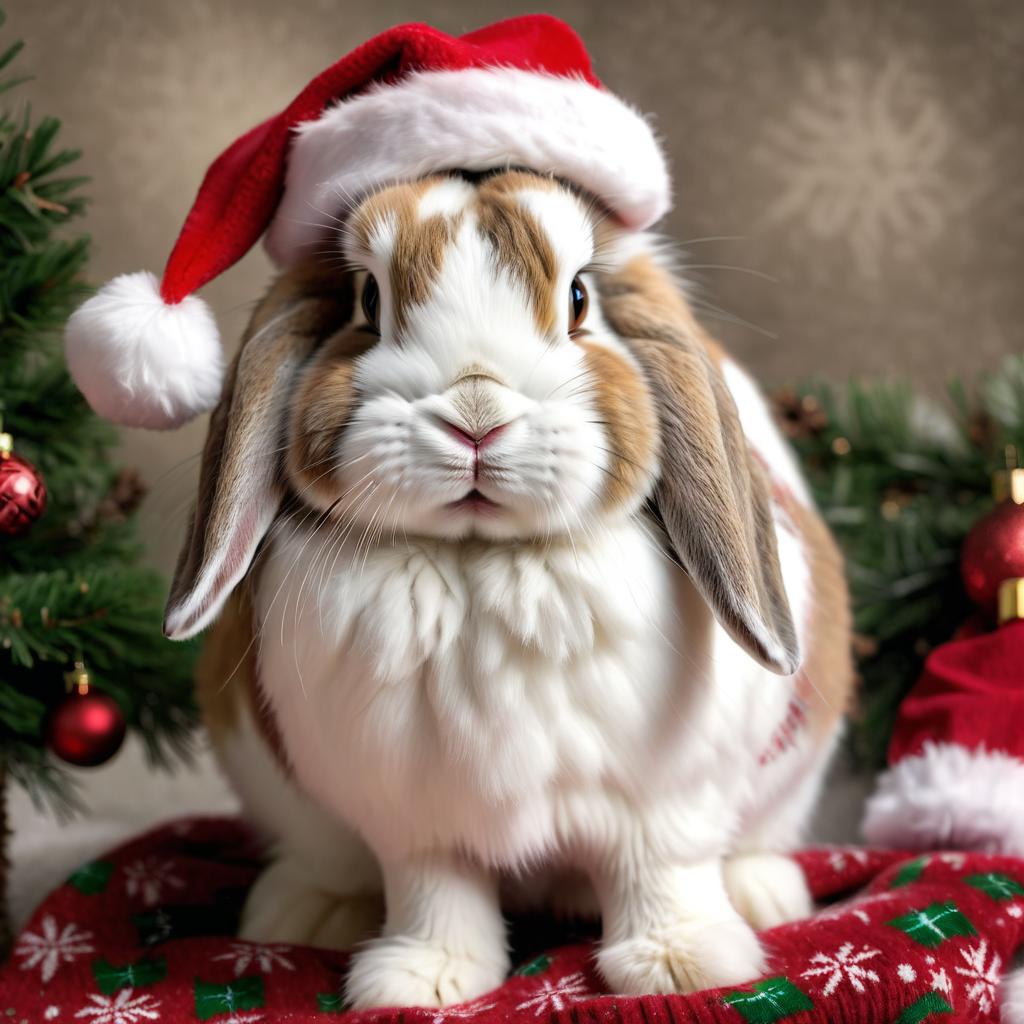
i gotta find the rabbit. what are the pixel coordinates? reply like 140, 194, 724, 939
165, 169, 853, 1010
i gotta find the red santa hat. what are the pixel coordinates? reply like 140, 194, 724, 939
862, 606, 1024, 857
64, 15, 671, 430
863, 600, 1024, 1023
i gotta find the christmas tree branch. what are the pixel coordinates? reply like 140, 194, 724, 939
1, 11, 198, 820
783, 354, 1024, 768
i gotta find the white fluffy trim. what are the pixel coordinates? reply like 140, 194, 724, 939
863, 742, 1024, 856
1003, 966, 1024, 1024
265, 67, 670, 265
65, 271, 224, 430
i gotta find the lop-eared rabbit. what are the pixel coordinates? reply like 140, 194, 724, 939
166, 170, 852, 1009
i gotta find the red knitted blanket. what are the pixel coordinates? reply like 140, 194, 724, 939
3, 818, 1022, 1023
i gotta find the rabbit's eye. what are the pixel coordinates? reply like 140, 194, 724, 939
361, 275, 381, 331
569, 276, 588, 332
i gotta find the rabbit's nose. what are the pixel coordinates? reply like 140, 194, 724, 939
439, 419, 510, 450
442, 371, 517, 441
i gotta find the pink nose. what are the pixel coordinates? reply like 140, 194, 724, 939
442, 420, 509, 450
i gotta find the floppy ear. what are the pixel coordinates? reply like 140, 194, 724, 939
164, 263, 354, 640
600, 255, 800, 675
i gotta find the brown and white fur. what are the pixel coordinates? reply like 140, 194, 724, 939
166, 171, 853, 1009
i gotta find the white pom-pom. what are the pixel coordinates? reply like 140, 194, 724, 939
863, 742, 1024, 855
64, 271, 224, 430
1003, 966, 1024, 1024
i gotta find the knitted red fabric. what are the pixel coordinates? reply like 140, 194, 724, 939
888, 618, 1024, 764
3, 817, 1022, 1023
160, 15, 599, 304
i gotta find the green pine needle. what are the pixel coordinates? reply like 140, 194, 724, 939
1, 15, 197, 814
786, 355, 1024, 768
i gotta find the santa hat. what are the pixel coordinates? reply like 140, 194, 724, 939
64, 15, 670, 430
862, 598, 1024, 1024
862, 607, 1024, 857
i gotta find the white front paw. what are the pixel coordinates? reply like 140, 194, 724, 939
724, 853, 813, 931
345, 935, 509, 1010
598, 916, 765, 995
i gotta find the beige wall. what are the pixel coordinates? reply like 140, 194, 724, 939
10, 0, 1023, 573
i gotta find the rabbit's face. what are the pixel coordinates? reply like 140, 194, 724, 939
289, 171, 658, 542
169, 173, 799, 673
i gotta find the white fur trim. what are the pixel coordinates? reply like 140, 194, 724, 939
265, 67, 670, 265
64, 271, 224, 430
1003, 966, 1024, 1024
863, 742, 1024, 855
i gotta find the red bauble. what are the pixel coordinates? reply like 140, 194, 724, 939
46, 689, 127, 767
0, 450, 47, 536
960, 497, 1024, 612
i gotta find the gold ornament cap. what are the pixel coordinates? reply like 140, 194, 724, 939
998, 578, 1024, 625
64, 659, 91, 695
993, 445, 1024, 505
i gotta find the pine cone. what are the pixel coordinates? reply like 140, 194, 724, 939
96, 469, 148, 523
773, 389, 829, 440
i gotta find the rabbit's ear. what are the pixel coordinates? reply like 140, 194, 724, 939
601, 255, 800, 675
164, 264, 354, 640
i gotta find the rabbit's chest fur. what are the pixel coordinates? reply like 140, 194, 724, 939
255, 516, 794, 865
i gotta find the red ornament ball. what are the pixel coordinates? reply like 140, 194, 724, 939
960, 497, 1024, 613
46, 689, 127, 767
0, 450, 47, 536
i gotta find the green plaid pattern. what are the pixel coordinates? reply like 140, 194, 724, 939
514, 954, 553, 977
887, 902, 977, 948
316, 991, 346, 1013
68, 860, 114, 895
894, 992, 953, 1024
92, 956, 167, 994
723, 976, 814, 1023
194, 977, 265, 1020
890, 858, 929, 888
965, 872, 1024, 901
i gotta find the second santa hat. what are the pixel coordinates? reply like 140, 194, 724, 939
64, 15, 670, 430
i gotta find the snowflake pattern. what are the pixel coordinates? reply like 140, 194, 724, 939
755, 54, 980, 279
820, 906, 871, 926
123, 859, 185, 907
817, 890, 894, 925
897, 964, 917, 983
429, 997, 496, 1024
514, 973, 592, 1016
9, 820, 1024, 1024
75, 989, 161, 1024
800, 943, 882, 996
212, 943, 295, 977
15, 916, 95, 982
954, 940, 1002, 1013
826, 848, 869, 873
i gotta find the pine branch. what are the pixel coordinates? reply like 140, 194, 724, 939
1, 13, 198, 816
784, 354, 1024, 768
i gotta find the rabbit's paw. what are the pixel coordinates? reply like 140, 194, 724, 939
239, 860, 381, 950
724, 853, 813, 931
598, 916, 764, 995
345, 936, 508, 1009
